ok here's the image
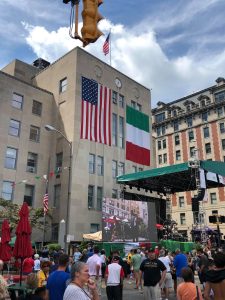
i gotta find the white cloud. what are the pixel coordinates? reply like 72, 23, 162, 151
23, 18, 225, 106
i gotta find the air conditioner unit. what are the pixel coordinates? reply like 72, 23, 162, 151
27, 166, 35, 173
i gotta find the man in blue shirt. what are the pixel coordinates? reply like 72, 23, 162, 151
173, 249, 188, 285
47, 254, 70, 300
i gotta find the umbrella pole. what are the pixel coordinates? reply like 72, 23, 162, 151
20, 258, 23, 286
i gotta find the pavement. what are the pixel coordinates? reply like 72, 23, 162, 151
101, 275, 202, 300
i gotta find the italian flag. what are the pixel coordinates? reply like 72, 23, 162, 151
126, 105, 150, 166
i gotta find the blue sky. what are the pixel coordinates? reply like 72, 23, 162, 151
1, 0, 225, 106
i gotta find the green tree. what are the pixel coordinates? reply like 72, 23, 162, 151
0, 198, 51, 231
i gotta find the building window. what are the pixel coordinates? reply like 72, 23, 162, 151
54, 184, 61, 208
90, 223, 99, 233
163, 153, 167, 164
203, 127, 210, 138
51, 223, 59, 241
136, 103, 142, 111
158, 155, 162, 164
179, 196, 185, 208
56, 152, 63, 171
112, 113, 117, 146
174, 135, 180, 145
174, 120, 179, 131
132, 166, 137, 173
162, 139, 166, 149
202, 111, 208, 122
210, 193, 217, 204
26, 152, 38, 173
112, 160, 118, 178
9, 119, 20, 137
188, 130, 194, 141
186, 116, 193, 127
12, 93, 23, 109
112, 189, 117, 199
29, 125, 40, 142
176, 150, 181, 161
118, 162, 125, 176
32, 100, 42, 116
205, 143, 211, 154
158, 140, 162, 150
97, 186, 103, 210
59, 77, 67, 93
215, 91, 225, 103
217, 107, 223, 117
88, 185, 94, 208
24, 184, 34, 206
220, 123, 225, 134
97, 156, 104, 176
156, 125, 166, 137
221, 139, 225, 150
89, 153, 95, 174
118, 94, 124, 108
2, 181, 13, 201
180, 213, 186, 225
131, 100, 136, 109
119, 116, 124, 148
112, 91, 118, 104
5, 147, 17, 169
155, 112, 165, 123
190, 147, 195, 157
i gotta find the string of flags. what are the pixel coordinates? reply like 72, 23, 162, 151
11, 167, 69, 188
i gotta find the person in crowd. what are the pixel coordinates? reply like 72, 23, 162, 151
177, 267, 203, 300
131, 249, 142, 289
34, 254, 41, 273
23, 256, 34, 275
79, 249, 88, 263
197, 248, 209, 287
46, 254, 70, 300
0, 260, 9, 300
68, 256, 74, 272
73, 247, 82, 263
158, 249, 172, 300
87, 247, 94, 258
154, 246, 159, 258
170, 251, 177, 293
37, 261, 51, 287
139, 248, 166, 300
41, 247, 49, 262
173, 249, 188, 285
100, 249, 107, 279
87, 246, 102, 297
105, 255, 125, 300
24, 287, 48, 300
63, 262, 99, 300
204, 252, 225, 300
127, 249, 134, 278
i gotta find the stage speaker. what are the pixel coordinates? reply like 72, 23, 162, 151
159, 199, 166, 222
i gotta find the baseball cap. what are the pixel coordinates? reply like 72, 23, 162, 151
34, 254, 39, 259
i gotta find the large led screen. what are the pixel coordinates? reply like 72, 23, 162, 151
102, 197, 153, 242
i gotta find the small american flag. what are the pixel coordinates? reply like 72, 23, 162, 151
80, 76, 111, 145
43, 193, 48, 215
103, 33, 110, 55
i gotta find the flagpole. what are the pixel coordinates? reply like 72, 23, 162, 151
109, 28, 112, 66
42, 179, 48, 248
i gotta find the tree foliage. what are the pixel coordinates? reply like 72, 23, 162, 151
0, 198, 52, 231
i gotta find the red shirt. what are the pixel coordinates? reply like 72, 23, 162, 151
23, 257, 34, 273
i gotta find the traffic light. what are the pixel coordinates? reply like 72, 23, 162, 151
191, 199, 199, 212
219, 216, 225, 223
81, 0, 103, 46
209, 215, 217, 223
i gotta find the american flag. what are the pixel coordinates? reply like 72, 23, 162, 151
80, 76, 111, 145
43, 193, 48, 215
103, 33, 110, 55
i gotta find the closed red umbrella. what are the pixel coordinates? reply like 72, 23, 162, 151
0, 219, 12, 261
13, 202, 33, 285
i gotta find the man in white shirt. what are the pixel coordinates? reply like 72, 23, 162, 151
158, 250, 172, 300
105, 256, 124, 300
87, 246, 102, 296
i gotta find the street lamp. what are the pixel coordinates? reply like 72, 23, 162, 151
44, 124, 72, 253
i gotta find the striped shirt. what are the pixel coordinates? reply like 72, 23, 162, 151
63, 284, 92, 300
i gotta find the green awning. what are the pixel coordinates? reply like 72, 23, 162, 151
117, 160, 225, 193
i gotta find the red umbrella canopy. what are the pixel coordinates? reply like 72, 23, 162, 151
13, 202, 33, 258
0, 219, 12, 261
